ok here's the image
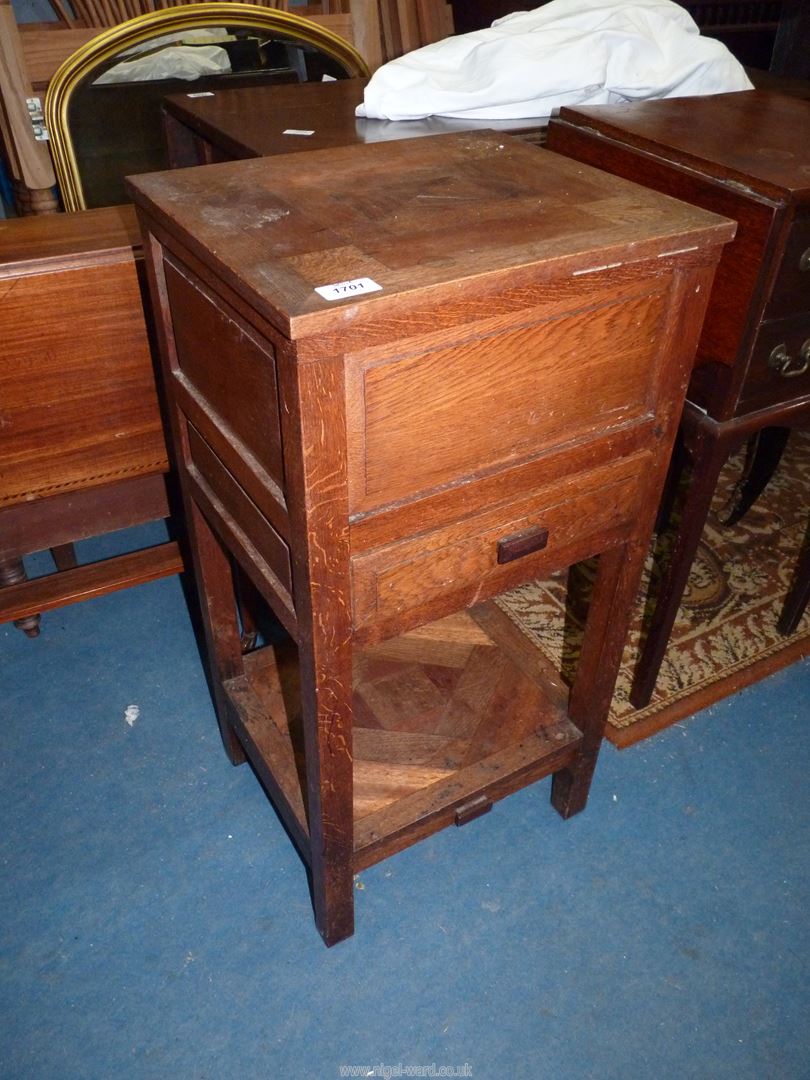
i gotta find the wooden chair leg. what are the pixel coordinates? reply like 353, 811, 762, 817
630, 434, 730, 709
778, 518, 810, 636
718, 426, 791, 526
0, 556, 41, 637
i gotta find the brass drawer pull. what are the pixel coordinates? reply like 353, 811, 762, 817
497, 525, 549, 564
767, 340, 810, 379
800, 247, 810, 272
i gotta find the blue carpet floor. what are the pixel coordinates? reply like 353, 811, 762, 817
1, 524, 808, 1080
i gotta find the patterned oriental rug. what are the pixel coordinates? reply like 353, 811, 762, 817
496, 429, 810, 748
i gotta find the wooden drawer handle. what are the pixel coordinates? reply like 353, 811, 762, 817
455, 795, 492, 826
768, 341, 810, 379
799, 247, 810, 272
497, 525, 549, 564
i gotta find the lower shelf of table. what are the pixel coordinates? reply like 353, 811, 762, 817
223, 602, 582, 871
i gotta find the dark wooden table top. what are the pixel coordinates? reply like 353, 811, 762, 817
557, 89, 810, 203
130, 131, 734, 338
163, 77, 548, 161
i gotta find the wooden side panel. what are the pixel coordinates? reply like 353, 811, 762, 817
346, 289, 667, 514
163, 255, 285, 491
0, 259, 166, 507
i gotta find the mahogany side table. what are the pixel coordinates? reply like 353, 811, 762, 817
128, 133, 732, 944
548, 89, 810, 706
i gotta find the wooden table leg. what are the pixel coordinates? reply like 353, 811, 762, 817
719, 426, 790, 526
183, 498, 247, 767
552, 538, 649, 817
0, 556, 41, 637
630, 421, 735, 709
298, 621, 355, 947
287, 362, 355, 948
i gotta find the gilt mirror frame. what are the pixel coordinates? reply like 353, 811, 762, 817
45, 3, 370, 211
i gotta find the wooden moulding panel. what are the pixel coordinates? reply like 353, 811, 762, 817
350, 452, 648, 639
162, 253, 286, 494
345, 286, 669, 515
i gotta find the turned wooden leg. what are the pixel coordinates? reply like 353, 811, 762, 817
28, 185, 59, 214
0, 556, 41, 637
12, 179, 60, 216
718, 427, 790, 526
778, 518, 810, 636
630, 432, 732, 709
183, 498, 247, 766
552, 540, 650, 818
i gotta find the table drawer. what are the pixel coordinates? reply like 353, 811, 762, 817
742, 314, 810, 410
351, 453, 647, 637
765, 215, 810, 320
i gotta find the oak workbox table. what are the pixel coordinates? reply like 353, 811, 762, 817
0, 206, 181, 636
128, 132, 733, 944
548, 89, 810, 705
162, 76, 547, 169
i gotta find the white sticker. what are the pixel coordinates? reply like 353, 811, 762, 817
283, 128, 315, 136
315, 277, 383, 301
187, 91, 215, 98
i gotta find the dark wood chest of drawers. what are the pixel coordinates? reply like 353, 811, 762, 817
548, 89, 810, 703
128, 133, 732, 943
